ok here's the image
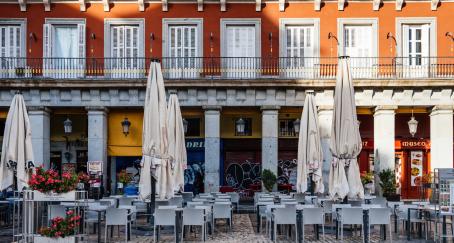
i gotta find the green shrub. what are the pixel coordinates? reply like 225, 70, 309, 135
262, 169, 277, 192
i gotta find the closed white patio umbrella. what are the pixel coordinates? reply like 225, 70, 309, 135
0, 92, 35, 191
296, 92, 324, 194
139, 61, 172, 200
167, 93, 187, 193
328, 57, 364, 200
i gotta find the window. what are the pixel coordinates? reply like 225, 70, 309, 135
104, 19, 145, 78
279, 119, 296, 137
280, 19, 319, 78
43, 19, 86, 78
221, 19, 261, 79
338, 19, 378, 78
396, 18, 436, 78
0, 19, 26, 78
163, 19, 203, 79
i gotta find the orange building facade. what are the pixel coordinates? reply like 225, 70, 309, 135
0, 0, 453, 199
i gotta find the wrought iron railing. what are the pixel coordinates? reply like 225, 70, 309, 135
1, 57, 453, 80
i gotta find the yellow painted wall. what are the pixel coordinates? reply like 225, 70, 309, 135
221, 108, 262, 139
0, 111, 6, 119
50, 114, 87, 142
108, 110, 143, 156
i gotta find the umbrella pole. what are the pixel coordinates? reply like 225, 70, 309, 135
150, 176, 156, 224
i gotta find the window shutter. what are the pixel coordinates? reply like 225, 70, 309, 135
77, 24, 85, 59
421, 24, 430, 57
43, 23, 52, 58
402, 24, 410, 58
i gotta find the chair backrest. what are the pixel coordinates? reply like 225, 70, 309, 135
193, 198, 208, 202
48, 205, 66, 220
349, 200, 363, 207
303, 208, 325, 225
293, 193, 305, 203
183, 208, 205, 226
369, 208, 391, 225
340, 208, 363, 225
187, 201, 204, 207
321, 200, 334, 213
361, 204, 382, 209
370, 197, 388, 207
387, 201, 404, 214
296, 204, 315, 210
282, 201, 298, 206
397, 204, 419, 219
169, 196, 184, 207
105, 208, 128, 226
411, 201, 430, 206
180, 192, 193, 202
279, 195, 292, 199
213, 203, 231, 219
304, 196, 317, 205
133, 201, 147, 213
100, 198, 116, 207
154, 208, 176, 226
332, 204, 351, 213
274, 207, 296, 225
119, 197, 134, 206
226, 192, 240, 203
258, 201, 274, 214
155, 200, 169, 207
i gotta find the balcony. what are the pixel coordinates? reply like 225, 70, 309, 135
1, 57, 454, 81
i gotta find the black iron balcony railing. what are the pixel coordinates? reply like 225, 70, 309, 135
1, 57, 454, 80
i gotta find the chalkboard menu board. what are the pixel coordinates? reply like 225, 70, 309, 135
437, 168, 454, 215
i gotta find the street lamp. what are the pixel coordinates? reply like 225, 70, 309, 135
293, 118, 300, 136
63, 118, 72, 134
121, 117, 131, 136
235, 118, 246, 135
182, 118, 188, 135
407, 110, 418, 137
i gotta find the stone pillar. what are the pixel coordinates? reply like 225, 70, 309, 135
87, 107, 109, 188
261, 106, 279, 181
204, 106, 221, 193
318, 106, 333, 191
28, 107, 51, 168
430, 105, 453, 169
374, 106, 397, 171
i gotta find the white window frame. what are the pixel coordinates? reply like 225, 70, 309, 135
104, 18, 145, 58
395, 17, 437, 57
162, 18, 203, 58
279, 18, 320, 58
0, 18, 26, 58
337, 18, 378, 57
44, 18, 86, 58
220, 18, 261, 58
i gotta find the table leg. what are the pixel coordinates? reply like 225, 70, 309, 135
127, 222, 131, 240
394, 205, 398, 233
271, 218, 275, 240
364, 210, 369, 243
98, 212, 102, 243
296, 210, 303, 243
175, 211, 182, 243
316, 224, 319, 240
442, 215, 447, 243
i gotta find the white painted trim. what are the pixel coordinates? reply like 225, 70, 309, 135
279, 18, 320, 57
337, 18, 379, 57
220, 18, 261, 58
162, 18, 204, 57
395, 17, 437, 57
103, 18, 145, 58
0, 18, 27, 58
44, 18, 86, 25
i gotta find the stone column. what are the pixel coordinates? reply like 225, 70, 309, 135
204, 106, 221, 193
374, 106, 397, 171
261, 106, 279, 181
28, 107, 51, 168
430, 105, 453, 169
86, 106, 109, 188
318, 106, 333, 190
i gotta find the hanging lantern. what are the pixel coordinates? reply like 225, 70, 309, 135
293, 118, 301, 135
407, 110, 418, 137
235, 118, 246, 135
182, 118, 189, 135
63, 118, 72, 134
121, 117, 131, 136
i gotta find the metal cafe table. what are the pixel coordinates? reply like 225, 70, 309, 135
87, 203, 110, 243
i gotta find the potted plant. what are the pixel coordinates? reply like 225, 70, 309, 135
28, 166, 82, 201
360, 171, 375, 195
117, 169, 132, 194
378, 169, 400, 201
34, 210, 81, 243
261, 169, 277, 192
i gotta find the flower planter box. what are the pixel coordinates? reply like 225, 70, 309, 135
32, 190, 77, 202
34, 235, 76, 243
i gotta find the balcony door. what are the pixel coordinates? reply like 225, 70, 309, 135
166, 25, 199, 79
282, 25, 315, 78
0, 24, 26, 78
43, 20, 85, 78
224, 25, 258, 79
108, 25, 143, 78
402, 24, 430, 78
343, 25, 375, 78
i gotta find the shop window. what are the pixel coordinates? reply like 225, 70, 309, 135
185, 118, 201, 137
279, 119, 296, 137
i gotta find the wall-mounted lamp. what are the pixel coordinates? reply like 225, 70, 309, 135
235, 118, 246, 136
328, 32, 338, 45
149, 33, 155, 54
210, 32, 214, 56
90, 33, 96, 40
268, 32, 273, 56
29, 32, 36, 42
446, 32, 454, 53
407, 109, 418, 137
121, 117, 131, 136
64, 118, 73, 135
386, 32, 397, 55
293, 118, 300, 136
